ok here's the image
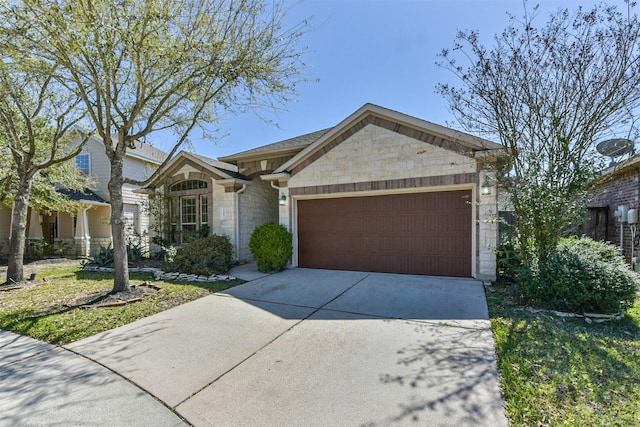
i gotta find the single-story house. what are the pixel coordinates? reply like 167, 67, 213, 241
144, 103, 504, 280
586, 153, 640, 264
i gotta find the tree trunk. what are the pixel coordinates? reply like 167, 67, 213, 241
6, 178, 33, 284
108, 155, 130, 293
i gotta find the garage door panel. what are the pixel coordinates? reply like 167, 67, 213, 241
297, 190, 472, 277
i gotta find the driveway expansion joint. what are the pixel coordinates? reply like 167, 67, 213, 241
62, 346, 192, 425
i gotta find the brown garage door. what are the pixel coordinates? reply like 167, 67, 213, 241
297, 190, 472, 277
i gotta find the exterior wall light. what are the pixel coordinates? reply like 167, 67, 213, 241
481, 177, 492, 196
279, 194, 287, 206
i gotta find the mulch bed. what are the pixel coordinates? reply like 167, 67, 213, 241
64, 282, 163, 308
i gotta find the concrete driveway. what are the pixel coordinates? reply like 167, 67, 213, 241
62, 268, 507, 427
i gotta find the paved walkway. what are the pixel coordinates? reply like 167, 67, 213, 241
0, 266, 508, 426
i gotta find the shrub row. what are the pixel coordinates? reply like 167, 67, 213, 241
511, 236, 639, 314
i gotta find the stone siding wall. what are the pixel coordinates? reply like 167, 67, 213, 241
287, 123, 497, 280
211, 181, 236, 249
238, 178, 278, 262
291, 125, 477, 188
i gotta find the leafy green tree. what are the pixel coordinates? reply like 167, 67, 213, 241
0, 58, 89, 284
438, 2, 640, 260
1, 0, 309, 292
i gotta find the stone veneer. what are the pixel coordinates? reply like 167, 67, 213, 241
283, 123, 497, 280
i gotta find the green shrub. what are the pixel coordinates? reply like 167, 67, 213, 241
82, 240, 146, 268
83, 244, 114, 268
496, 240, 524, 284
169, 235, 233, 276
126, 231, 147, 263
249, 222, 292, 272
517, 236, 639, 314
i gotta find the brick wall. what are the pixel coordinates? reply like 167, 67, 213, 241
589, 169, 640, 263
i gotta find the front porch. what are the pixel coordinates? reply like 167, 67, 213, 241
0, 204, 124, 260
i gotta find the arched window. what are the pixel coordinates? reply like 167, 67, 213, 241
169, 180, 208, 192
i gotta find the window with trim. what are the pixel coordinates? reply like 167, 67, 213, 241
167, 180, 210, 244
76, 153, 90, 175
181, 197, 197, 231
200, 195, 208, 225
168, 197, 177, 244
170, 180, 207, 192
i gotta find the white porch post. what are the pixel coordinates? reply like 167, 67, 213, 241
28, 210, 44, 239
74, 208, 91, 257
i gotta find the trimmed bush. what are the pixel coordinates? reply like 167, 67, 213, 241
249, 222, 292, 272
169, 234, 233, 276
517, 236, 639, 314
496, 239, 524, 285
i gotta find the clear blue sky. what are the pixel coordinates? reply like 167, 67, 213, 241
178, 0, 629, 159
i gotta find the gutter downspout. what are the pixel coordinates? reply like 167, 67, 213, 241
235, 184, 246, 262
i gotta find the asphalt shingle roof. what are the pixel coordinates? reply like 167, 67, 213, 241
219, 128, 331, 161
55, 185, 108, 204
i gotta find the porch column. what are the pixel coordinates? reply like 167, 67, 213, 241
28, 210, 44, 239
74, 208, 91, 257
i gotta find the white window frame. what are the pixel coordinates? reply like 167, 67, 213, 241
76, 153, 91, 175
180, 196, 197, 230
200, 195, 208, 225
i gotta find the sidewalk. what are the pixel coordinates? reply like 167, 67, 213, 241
0, 330, 186, 427
0, 262, 266, 427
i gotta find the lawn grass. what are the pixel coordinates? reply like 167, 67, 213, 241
486, 285, 640, 426
0, 264, 244, 345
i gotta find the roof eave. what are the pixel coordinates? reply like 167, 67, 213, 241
274, 104, 501, 174
78, 199, 110, 207
220, 147, 310, 163
260, 172, 291, 182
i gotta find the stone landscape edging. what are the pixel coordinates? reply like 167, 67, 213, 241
524, 306, 625, 323
82, 265, 237, 283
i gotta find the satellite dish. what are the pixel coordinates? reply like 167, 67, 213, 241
596, 138, 634, 158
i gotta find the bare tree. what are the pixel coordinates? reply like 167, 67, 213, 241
1, 0, 309, 291
438, 2, 640, 259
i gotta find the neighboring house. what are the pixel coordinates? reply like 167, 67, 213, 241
0, 132, 167, 258
586, 153, 640, 264
145, 103, 504, 280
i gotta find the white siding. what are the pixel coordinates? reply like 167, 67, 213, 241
73, 134, 162, 253
123, 155, 157, 183
80, 136, 111, 199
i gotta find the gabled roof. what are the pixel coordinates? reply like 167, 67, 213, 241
272, 103, 503, 175
125, 139, 168, 164
219, 128, 332, 163
145, 150, 246, 186
73, 126, 169, 165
